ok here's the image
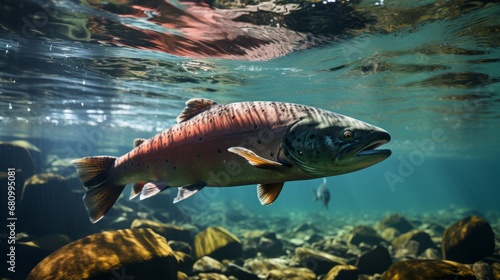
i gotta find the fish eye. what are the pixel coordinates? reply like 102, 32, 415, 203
343, 130, 354, 141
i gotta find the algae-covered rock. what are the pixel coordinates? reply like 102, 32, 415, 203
375, 214, 415, 234
295, 247, 347, 275
392, 229, 437, 255
380, 227, 401, 241
265, 267, 316, 280
324, 264, 359, 280
442, 216, 495, 263
19, 173, 90, 238
131, 219, 192, 243
27, 228, 178, 280
381, 259, 476, 280
348, 225, 386, 246
244, 258, 288, 275
194, 226, 242, 260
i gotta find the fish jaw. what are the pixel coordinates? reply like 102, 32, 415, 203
335, 129, 391, 172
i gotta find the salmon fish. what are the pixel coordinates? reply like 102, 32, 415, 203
72, 98, 391, 223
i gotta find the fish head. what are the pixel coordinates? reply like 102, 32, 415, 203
282, 112, 391, 176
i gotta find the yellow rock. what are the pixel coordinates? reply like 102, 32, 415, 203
265, 268, 316, 280
27, 228, 178, 280
381, 259, 476, 280
324, 265, 359, 280
194, 226, 242, 260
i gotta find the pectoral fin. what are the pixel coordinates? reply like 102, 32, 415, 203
257, 182, 284, 205
228, 147, 287, 170
173, 182, 206, 203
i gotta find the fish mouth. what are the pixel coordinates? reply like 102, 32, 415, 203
355, 139, 392, 157
338, 131, 391, 161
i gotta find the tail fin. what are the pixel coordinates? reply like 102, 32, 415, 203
71, 156, 125, 223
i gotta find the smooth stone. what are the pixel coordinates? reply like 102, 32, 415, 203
265, 268, 316, 280
222, 263, 259, 280
324, 265, 359, 280
472, 261, 495, 280
193, 256, 225, 274
131, 219, 193, 243
244, 258, 288, 275
195, 273, 229, 280
392, 230, 437, 256
194, 227, 242, 260
295, 247, 347, 275
442, 216, 495, 263
381, 260, 476, 280
356, 245, 392, 275
27, 228, 178, 280
375, 214, 415, 234
348, 225, 385, 246
258, 236, 283, 257
290, 238, 306, 247
380, 227, 401, 241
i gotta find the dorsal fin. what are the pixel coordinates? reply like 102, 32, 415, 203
133, 138, 147, 148
177, 98, 218, 123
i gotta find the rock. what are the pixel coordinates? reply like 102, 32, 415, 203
421, 248, 441, 260
178, 271, 188, 280
222, 263, 259, 280
131, 219, 193, 243
492, 263, 500, 280
198, 273, 230, 280
472, 261, 495, 280
175, 251, 195, 275
258, 236, 283, 257
392, 230, 437, 256
381, 260, 476, 280
442, 216, 495, 263
194, 227, 242, 260
295, 247, 347, 275
27, 228, 179, 280
380, 227, 401, 241
244, 258, 288, 275
356, 245, 392, 275
18, 173, 90, 238
0, 141, 36, 185
169, 240, 193, 254
265, 268, 316, 280
324, 265, 359, 280
193, 256, 225, 273
348, 225, 385, 246
375, 214, 414, 234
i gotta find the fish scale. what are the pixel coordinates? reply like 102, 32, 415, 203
72, 98, 391, 223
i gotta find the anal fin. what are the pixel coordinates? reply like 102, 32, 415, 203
140, 182, 168, 200
130, 182, 145, 200
257, 182, 284, 205
173, 182, 206, 203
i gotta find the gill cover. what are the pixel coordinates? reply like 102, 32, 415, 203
283, 118, 344, 176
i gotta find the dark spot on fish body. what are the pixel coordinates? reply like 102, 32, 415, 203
270, 152, 274, 157
217, 149, 222, 154
165, 159, 168, 163
309, 134, 316, 139
173, 166, 177, 170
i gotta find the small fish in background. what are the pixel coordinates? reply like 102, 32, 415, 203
314, 178, 330, 209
